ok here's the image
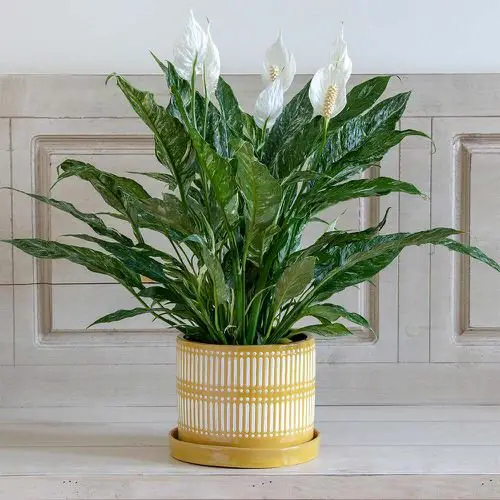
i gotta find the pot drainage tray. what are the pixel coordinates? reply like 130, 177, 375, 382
169, 427, 320, 468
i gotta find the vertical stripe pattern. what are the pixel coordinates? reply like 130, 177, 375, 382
176, 336, 315, 448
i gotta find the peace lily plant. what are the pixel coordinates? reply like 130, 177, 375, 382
5, 12, 500, 348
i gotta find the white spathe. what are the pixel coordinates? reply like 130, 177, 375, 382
262, 32, 296, 92
204, 24, 220, 97
254, 79, 284, 129
330, 25, 352, 81
173, 10, 207, 80
309, 65, 348, 119
309, 26, 351, 119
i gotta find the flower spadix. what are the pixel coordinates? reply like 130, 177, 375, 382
309, 26, 352, 120
262, 32, 296, 92
173, 10, 207, 80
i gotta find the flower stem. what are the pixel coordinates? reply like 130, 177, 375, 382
260, 119, 268, 148
190, 56, 198, 128
202, 64, 209, 139
321, 116, 329, 150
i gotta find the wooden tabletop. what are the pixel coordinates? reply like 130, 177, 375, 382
1, 405, 500, 499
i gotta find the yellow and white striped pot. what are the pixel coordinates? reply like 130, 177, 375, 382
176, 335, 316, 450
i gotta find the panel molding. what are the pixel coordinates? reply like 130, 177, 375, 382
10, 118, 177, 365
431, 118, 500, 362
34, 135, 179, 345
453, 135, 500, 338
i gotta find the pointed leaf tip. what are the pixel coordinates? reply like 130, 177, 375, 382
105, 73, 117, 86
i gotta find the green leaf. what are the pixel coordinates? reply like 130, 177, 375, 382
129, 171, 177, 190
192, 134, 236, 208
111, 75, 194, 199
88, 307, 151, 327
235, 142, 282, 230
170, 86, 237, 209
250, 223, 280, 263
224, 193, 240, 227
288, 208, 391, 268
269, 78, 397, 179
130, 194, 195, 238
200, 246, 227, 303
294, 323, 353, 337
335, 75, 394, 123
151, 55, 186, 94
308, 177, 423, 216
312, 228, 461, 300
153, 59, 231, 158
65, 234, 169, 284
437, 238, 500, 273
139, 286, 180, 303
241, 114, 259, 145
139, 284, 192, 308
271, 115, 323, 178
316, 92, 413, 176
5, 239, 143, 289
305, 304, 370, 329
350, 90, 411, 135
275, 256, 316, 306
262, 80, 313, 164
215, 77, 244, 135
203, 103, 231, 159
327, 129, 429, 183
55, 160, 151, 243
12, 189, 133, 246
56, 160, 151, 216
215, 77, 258, 144
331, 176, 422, 200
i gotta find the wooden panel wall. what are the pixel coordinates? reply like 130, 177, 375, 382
1, 74, 500, 406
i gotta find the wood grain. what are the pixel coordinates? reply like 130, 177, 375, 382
1, 406, 500, 499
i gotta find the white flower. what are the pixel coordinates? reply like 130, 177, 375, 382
173, 10, 207, 80
330, 24, 352, 82
262, 32, 296, 92
254, 79, 284, 129
309, 25, 352, 119
203, 23, 220, 97
309, 64, 347, 119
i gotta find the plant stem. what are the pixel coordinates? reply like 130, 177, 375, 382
241, 236, 251, 344
261, 123, 268, 145
167, 236, 196, 274
202, 67, 209, 140
132, 226, 145, 245
321, 116, 329, 150
263, 304, 278, 342
128, 287, 176, 327
190, 57, 198, 128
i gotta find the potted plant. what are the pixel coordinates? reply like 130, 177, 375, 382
5, 11, 500, 468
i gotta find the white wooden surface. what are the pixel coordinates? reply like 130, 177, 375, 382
399, 118, 432, 362
2, 406, 500, 499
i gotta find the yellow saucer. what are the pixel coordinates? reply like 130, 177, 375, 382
169, 427, 320, 468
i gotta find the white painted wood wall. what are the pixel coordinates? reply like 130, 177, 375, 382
1, 74, 500, 408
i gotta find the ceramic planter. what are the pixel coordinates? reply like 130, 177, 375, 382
169, 335, 319, 468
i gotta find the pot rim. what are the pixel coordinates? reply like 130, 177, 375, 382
176, 334, 314, 351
